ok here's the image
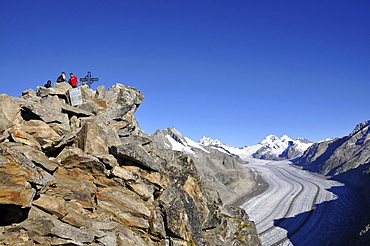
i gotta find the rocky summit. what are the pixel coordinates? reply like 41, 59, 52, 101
0, 82, 261, 246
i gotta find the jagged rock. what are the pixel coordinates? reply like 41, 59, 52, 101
112, 166, 155, 200
21, 88, 39, 102
61, 103, 94, 117
8, 125, 42, 149
76, 117, 121, 155
110, 144, 162, 172
78, 98, 107, 114
36, 83, 71, 98
151, 127, 256, 205
5, 143, 58, 172
0, 160, 36, 208
46, 167, 97, 209
20, 101, 69, 125
0, 83, 261, 246
20, 207, 95, 244
96, 187, 152, 229
79, 85, 96, 100
32, 194, 67, 218
95, 85, 106, 99
9, 120, 61, 149
104, 83, 144, 111
0, 94, 21, 133
158, 153, 208, 243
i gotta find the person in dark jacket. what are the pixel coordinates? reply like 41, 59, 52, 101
56, 72, 67, 83
44, 80, 52, 88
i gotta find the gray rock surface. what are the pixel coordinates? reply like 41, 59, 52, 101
150, 127, 257, 205
0, 83, 261, 245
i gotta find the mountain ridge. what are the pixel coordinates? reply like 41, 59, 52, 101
199, 134, 313, 161
150, 127, 259, 205
294, 120, 370, 245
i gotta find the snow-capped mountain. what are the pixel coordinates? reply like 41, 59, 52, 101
150, 126, 312, 162
149, 127, 256, 205
200, 135, 313, 161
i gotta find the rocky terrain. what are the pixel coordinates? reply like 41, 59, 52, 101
0, 83, 261, 245
295, 120, 370, 245
150, 127, 257, 205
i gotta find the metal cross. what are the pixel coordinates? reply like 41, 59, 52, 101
80, 71, 98, 88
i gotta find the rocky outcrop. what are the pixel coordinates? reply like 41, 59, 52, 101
150, 127, 257, 205
295, 120, 370, 245
0, 83, 261, 245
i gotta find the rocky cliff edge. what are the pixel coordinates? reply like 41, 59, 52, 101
0, 83, 261, 246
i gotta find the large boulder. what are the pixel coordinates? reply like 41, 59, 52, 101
0, 94, 21, 133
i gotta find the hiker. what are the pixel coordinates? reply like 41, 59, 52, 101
44, 80, 52, 88
81, 81, 88, 87
68, 73, 79, 88
56, 72, 67, 83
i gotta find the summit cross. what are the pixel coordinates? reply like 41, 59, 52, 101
80, 71, 98, 88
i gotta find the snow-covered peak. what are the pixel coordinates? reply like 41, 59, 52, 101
199, 134, 313, 161
199, 136, 225, 147
260, 135, 293, 145
151, 127, 210, 157
281, 135, 293, 142
260, 135, 278, 145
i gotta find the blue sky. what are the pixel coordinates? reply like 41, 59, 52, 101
1, 0, 369, 147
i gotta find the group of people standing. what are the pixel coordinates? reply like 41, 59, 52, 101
57, 72, 79, 88
44, 72, 88, 88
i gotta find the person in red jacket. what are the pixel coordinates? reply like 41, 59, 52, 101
68, 73, 79, 88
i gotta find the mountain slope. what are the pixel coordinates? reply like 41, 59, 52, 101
295, 120, 370, 245
150, 127, 259, 205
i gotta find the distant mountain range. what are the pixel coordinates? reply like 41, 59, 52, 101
199, 134, 313, 161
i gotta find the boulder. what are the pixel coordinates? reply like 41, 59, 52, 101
78, 98, 107, 114
0, 94, 21, 133
110, 144, 162, 172
39, 95, 63, 112
76, 118, 121, 155
9, 120, 61, 149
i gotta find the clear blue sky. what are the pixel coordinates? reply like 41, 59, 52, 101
1, 0, 369, 147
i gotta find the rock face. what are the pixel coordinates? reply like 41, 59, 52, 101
295, 120, 370, 245
150, 127, 257, 205
0, 83, 261, 245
